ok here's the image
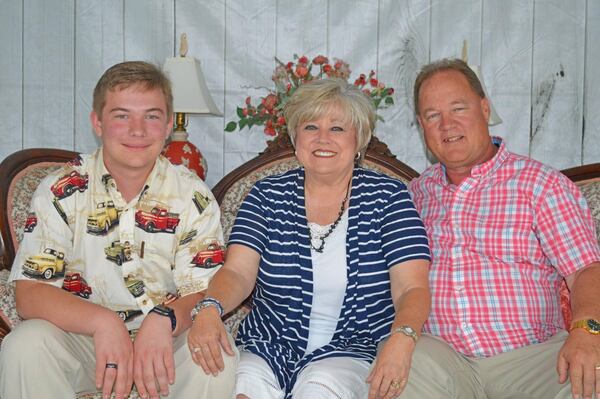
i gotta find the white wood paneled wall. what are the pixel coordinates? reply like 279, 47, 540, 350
1, 0, 599, 188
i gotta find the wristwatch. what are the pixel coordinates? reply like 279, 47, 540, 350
150, 304, 177, 332
570, 319, 600, 335
190, 297, 225, 322
392, 325, 419, 343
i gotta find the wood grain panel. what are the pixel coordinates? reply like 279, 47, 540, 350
275, 0, 327, 60
176, 0, 227, 187
223, 0, 277, 175
74, 0, 124, 154
583, 0, 600, 165
482, 0, 533, 157
377, 0, 431, 173
0, 0, 23, 161
529, 0, 585, 168
124, 0, 174, 63
22, 0, 75, 150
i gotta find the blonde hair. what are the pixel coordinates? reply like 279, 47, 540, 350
283, 78, 376, 158
93, 61, 173, 117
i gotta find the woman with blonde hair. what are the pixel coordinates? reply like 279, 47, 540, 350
188, 78, 431, 399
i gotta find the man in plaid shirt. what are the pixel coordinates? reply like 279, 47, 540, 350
405, 59, 600, 399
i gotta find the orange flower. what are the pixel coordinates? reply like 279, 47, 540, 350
295, 65, 309, 78
312, 55, 329, 65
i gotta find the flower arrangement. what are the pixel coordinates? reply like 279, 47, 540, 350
225, 54, 395, 137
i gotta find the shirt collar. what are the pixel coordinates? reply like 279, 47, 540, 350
433, 136, 508, 185
91, 148, 166, 206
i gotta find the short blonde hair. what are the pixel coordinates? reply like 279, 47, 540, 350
93, 61, 173, 118
283, 78, 376, 158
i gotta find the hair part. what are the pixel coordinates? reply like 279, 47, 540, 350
283, 78, 376, 158
413, 58, 485, 114
92, 61, 173, 118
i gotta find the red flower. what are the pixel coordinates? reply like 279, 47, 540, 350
264, 119, 276, 136
363, 88, 371, 96
387, 88, 394, 95
286, 62, 294, 70
242, 108, 249, 116
354, 74, 367, 86
295, 65, 309, 78
323, 64, 332, 74
277, 115, 286, 125
262, 94, 278, 111
245, 96, 252, 105
370, 78, 378, 87
334, 60, 344, 70
298, 56, 309, 65
312, 55, 329, 65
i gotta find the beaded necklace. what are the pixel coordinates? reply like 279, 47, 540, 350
308, 179, 351, 253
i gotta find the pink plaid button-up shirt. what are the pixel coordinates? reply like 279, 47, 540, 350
409, 138, 600, 358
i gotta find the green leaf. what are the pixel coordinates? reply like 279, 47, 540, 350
236, 107, 245, 118
385, 97, 394, 105
239, 118, 248, 129
373, 98, 382, 108
224, 121, 237, 132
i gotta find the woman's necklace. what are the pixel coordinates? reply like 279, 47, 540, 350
308, 179, 351, 253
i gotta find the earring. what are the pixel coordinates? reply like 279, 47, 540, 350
355, 152, 361, 160
294, 150, 297, 157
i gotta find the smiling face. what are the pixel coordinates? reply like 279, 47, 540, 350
294, 103, 358, 180
90, 84, 173, 181
417, 70, 496, 181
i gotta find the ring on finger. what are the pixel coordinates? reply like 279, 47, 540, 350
192, 347, 202, 353
105, 363, 118, 369
595, 363, 600, 370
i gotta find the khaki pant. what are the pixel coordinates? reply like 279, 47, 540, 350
401, 331, 581, 399
0, 319, 239, 399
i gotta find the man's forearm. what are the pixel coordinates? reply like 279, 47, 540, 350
569, 262, 600, 321
15, 280, 120, 336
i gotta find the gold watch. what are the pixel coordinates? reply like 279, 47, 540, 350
570, 319, 600, 335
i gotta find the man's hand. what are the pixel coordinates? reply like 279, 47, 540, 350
92, 312, 134, 399
133, 312, 175, 399
366, 334, 415, 399
557, 329, 600, 399
187, 306, 234, 376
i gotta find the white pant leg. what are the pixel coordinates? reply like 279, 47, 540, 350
170, 329, 239, 398
0, 318, 98, 399
235, 350, 285, 399
292, 356, 371, 399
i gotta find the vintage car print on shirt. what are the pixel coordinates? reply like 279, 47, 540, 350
87, 200, 121, 235
192, 191, 210, 215
51, 170, 89, 200
104, 240, 133, 266
24, 212, 37, 232
191, 239, 225, 269
135, 205, 180, 234
179, 229, 197, 245
62, 272, 92, 299
124, 275, 145, 298
116, 309, 143, 322
22, 248, 66, 280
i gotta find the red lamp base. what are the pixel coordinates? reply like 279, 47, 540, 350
162, 131, 207, 180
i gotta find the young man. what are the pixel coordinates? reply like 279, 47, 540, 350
0, 61, 238, 399
406, 58, 600, 399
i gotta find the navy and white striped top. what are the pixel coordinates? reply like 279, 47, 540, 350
230, 167, 430, 395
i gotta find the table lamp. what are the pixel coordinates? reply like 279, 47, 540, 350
162, 33, 222, 180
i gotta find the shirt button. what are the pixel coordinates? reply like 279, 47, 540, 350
142, 300, 148, 305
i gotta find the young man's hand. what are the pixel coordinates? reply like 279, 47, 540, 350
133, 312, 175, 399
92, 311, 134, 399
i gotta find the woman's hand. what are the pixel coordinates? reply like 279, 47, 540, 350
187, 306, 235, 376
366, 333, 415, 399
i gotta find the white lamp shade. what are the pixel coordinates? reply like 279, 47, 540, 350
468, 64, 502, 126
163, 56, 222, 116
